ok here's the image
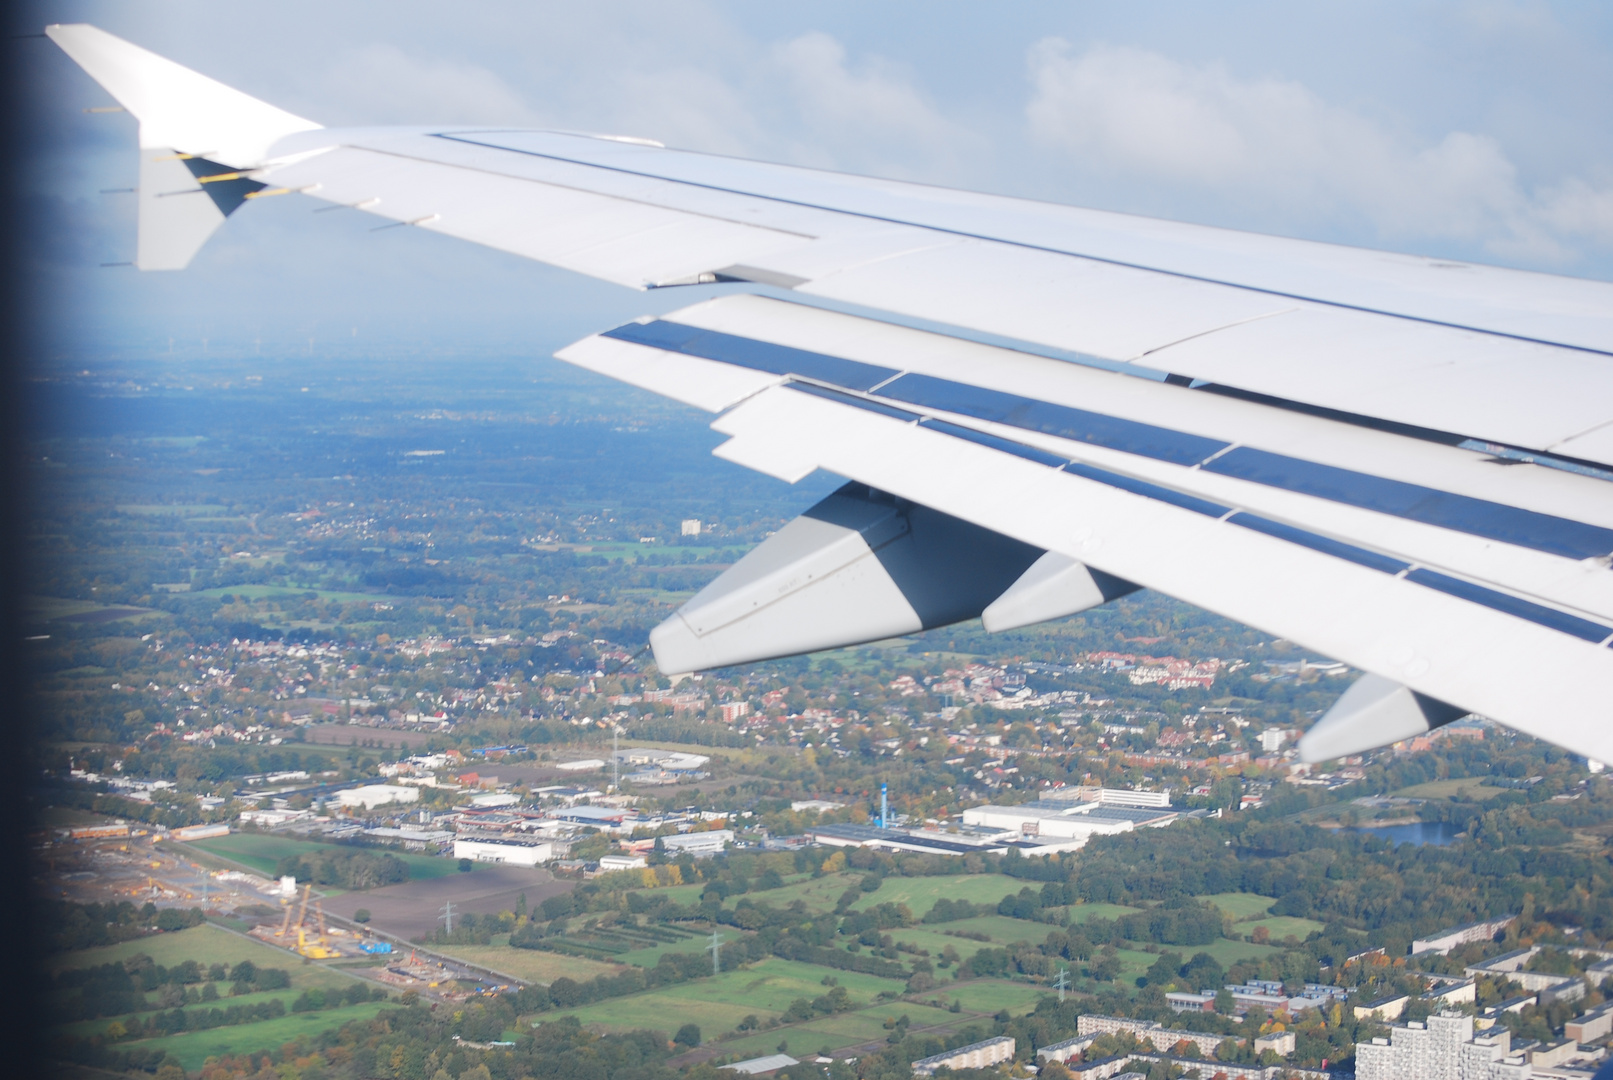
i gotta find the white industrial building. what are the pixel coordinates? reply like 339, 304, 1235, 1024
961, 799, 1178, 841
661, 829, 733, 856
452, 837, 554, 867
1042, 786, 1171, 808
612, 747, 710, 771
468, 792, 521, 808
336, 784, 420, 810
597, 853, 648, 871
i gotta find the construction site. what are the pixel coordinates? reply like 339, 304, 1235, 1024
247, 882, 392, 961
41, 822, 286, 913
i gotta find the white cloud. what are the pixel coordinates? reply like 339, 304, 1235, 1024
764, 32, 982, 179
315, 43, 543, 126
1024, 38, 1613, 262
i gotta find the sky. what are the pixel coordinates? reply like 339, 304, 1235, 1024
16, 1, 1613, 364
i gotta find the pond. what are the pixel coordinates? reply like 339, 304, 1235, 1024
1341, 821, 1462, 846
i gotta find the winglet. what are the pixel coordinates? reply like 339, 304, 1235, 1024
46, 24, 322, 269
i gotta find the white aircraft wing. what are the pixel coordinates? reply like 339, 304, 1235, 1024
47, 24, 1613, 763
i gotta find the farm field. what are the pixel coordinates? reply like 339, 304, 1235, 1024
736, 872, 861, 914
120, 999, 397, 1071
1392, 778, 1508, 800
49, 923, 391, 1072
613, 927, 723, 967
49, 923, 353, 993
550, 956, 908, 1034
192, 584, 397, 605
188, 833, 460, 882
1171, 938, 1283, 967
1239, 916, 1327, 941
1064, 903, 1144, 923
885, 914, 1061, 961
649, 882, 710, 907
1201, 892, 1275, 921
936, 978, 1050, 1015
427, 941, 626, 984
715, 1001, 963, 1059
847, 874, 1026, 916
930, 914, 1053, 946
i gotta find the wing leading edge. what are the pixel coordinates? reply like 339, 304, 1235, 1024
47, 24, 1613, 761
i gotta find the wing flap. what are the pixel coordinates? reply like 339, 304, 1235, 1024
708, 381, 1613, 760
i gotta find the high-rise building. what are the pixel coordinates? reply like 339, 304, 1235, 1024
1356, 1014, 1530, 1080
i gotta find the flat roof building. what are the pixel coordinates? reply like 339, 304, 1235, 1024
912, 1036, 1014, 1076
453, 838, 554, 867
661, 829, 733, 856
336, 784, 420, 809
1413, 915, 1516, 956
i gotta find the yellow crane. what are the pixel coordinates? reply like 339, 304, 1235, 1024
284, 883, 340, 959
277, 883, 311, 939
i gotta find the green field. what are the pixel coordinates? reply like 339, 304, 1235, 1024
715, 1000, 963, 1058
120, 999, 397, 1071
427, 941, 627, 984
550, 956, 908, 1034
736, 872, 861, 914
848, 874, 1026, 916
933, 915, 1051, 945
937, 978, 1050, 1015
1239, 916, 1326, 941
886, 914, 1057, 961
1201, 892, 1276, 920
51, 924, 390, 1071
1180, 937, 1283, 966
188, 833, 461, 882
613, 928, 723, 967
1064, 902, 1144, 923
49, 924, 351, 991
192, 584, 397, 604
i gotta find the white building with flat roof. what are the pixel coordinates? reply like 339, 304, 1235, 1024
453, 838, 554, 866
336, 784, 420, 809
961, 802, 1135, 840
1413, 915, 1516, 955
597, 853, 647, 871
661, 829, 733, 856
912, 1036, 1014, 1075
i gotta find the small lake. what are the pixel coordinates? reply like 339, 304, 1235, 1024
1341, 821, 1461, 846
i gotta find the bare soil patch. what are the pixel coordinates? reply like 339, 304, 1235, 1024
320, 864, 572, 940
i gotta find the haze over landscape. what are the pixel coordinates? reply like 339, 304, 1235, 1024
19, 5, 1613, 1080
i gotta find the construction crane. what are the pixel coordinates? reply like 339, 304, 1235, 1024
279, 883, 340, 958
278, 883, 312, 939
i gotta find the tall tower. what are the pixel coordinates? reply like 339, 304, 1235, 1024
881, 783, 888, 829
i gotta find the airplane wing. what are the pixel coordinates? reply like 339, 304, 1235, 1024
46, 24, 1613, 763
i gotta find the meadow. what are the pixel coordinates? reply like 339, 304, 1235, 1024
50, 923, 392, 1072
188, 833, 461, 883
